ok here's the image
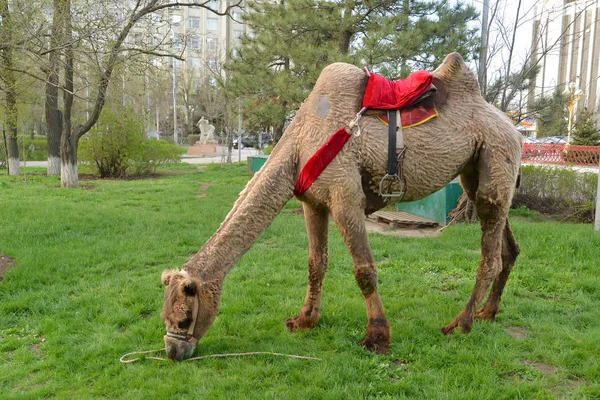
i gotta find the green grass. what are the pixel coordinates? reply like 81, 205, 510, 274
1, 164, 599, 399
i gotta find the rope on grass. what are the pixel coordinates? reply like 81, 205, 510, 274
120, 349, 322, 364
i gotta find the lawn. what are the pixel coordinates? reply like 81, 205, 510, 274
1, 164, 599, 399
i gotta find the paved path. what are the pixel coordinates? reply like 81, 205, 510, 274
20, 147, 263, 168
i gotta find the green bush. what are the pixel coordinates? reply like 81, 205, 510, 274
130, 140, 182, 176
263, 145, 273, 155
79, 107, 144, 177
0, 137, 48, 161
512, 165, 598, 222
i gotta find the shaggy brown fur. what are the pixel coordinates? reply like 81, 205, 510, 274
161, 53, 523, 359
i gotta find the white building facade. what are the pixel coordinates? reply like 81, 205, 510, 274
530, 0, 600, 117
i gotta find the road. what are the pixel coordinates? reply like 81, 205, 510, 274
19, 147, 263, 168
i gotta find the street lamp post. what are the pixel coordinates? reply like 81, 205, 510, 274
172, 58, 178, 145
564, 82, 583, 145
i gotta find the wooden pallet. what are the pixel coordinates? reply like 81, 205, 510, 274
369, 210, 438, 229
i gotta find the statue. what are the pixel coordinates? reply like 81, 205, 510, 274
197, 117, 217, 144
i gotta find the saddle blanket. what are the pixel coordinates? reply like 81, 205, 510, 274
376, 105, 438, 129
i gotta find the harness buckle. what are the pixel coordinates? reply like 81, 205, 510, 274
347, 107, 367, 137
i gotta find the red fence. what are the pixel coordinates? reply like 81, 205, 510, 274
522, 143, 600, 166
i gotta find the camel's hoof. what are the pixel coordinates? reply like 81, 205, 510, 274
285, 317, 300, 332
441, 318, 473, 336
360, 337, 389, 354
285, 315, 318, 332
475, 307, 497, 321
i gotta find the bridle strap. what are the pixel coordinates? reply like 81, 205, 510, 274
166, 288, 200, 343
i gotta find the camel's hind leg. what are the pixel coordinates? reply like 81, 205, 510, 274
330, 202, 390, 353
475, 220, 520, 320
441, 157, 517, 335
286, 203, 329, 331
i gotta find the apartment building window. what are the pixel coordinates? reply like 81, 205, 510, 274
171, 14, 183, 26
233, 29, 244, 40
190, 57, 201, 69
208, 1, 219, 11
207, 17, 218, 31
171, 34, 181, 49
207, 37, 218, 50
208, 57, 218, 69
232, 11, 243, 22
188, 36, 200, 49
188, 17, 200, 29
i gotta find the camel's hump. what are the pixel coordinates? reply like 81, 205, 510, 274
433, 53, 479, 94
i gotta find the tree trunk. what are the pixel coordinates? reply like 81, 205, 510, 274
47, 109, 62, 176
0, 0, 19, 176
45, 0, 63, 177
60, 0, 78, 188
60, 133, 78, 188
4, 91, 19, 176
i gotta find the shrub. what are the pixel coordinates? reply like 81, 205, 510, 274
79, 107, 144, 178
130, 140, 182, 176
0, 137, 48, 162
512, 165, 598, 222
263, 145, 273, 155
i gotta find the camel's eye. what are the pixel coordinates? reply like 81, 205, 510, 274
178, 318, 192, 329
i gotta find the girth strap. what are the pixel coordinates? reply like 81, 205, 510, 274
379, 110, 405, 198
387, 110, 397, 175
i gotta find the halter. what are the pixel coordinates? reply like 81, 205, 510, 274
165, 280, 200, 344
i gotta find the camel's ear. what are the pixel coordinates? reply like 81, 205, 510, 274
179, 278, 197, 297
161, 270, 177, 286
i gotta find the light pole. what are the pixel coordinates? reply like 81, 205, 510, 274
564, 82, 583, 145
172, 58, 178, 145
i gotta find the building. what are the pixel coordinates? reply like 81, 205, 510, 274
132, 1, 245, 78
530, 0, 600, 120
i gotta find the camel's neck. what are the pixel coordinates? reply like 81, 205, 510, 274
183, 137, 297, 282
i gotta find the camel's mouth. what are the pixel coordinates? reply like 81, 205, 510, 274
164, 335, 197, 361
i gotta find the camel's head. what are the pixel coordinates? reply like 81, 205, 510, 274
160, 269, 221, 361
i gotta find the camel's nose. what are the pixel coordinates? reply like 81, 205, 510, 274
164, 335, 195, 361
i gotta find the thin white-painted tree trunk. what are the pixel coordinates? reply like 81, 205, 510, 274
595, 160, 600, 232
48, 156, 61, 175
8, 158, 19, 176
61, 162, 78, 188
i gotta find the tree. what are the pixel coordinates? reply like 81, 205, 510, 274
0, 0, 20, 175
35, 0, 240, 187
573, 108, 600, 146
226, 0, 478, 142
529, 89, 568, 138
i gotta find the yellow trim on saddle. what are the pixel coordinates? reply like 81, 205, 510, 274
376, 108, 438, 129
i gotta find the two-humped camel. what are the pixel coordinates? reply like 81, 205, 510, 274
160, 53, 522, 361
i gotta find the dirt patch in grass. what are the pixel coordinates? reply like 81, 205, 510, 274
521, 360, 556, 375
197, 182, 211, 198
291, 208, 304, 216
0, 254, 15, 282
506, 326, 529, 340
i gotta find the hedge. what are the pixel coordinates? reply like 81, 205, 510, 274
512, 165, 598, 222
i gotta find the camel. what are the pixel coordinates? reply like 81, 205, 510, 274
160, 53, 522, 361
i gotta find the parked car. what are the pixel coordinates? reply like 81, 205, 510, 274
233, 131, 273, 149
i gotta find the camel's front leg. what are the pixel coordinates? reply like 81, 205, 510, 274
475, 219, 520, 320
330, 205, 390, 354
286, 203, 329, 331
441, 199, 506, 335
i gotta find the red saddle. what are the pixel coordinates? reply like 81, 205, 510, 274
362, 70, 434, 110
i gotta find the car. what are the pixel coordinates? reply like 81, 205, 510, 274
233, 132, 273, 149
